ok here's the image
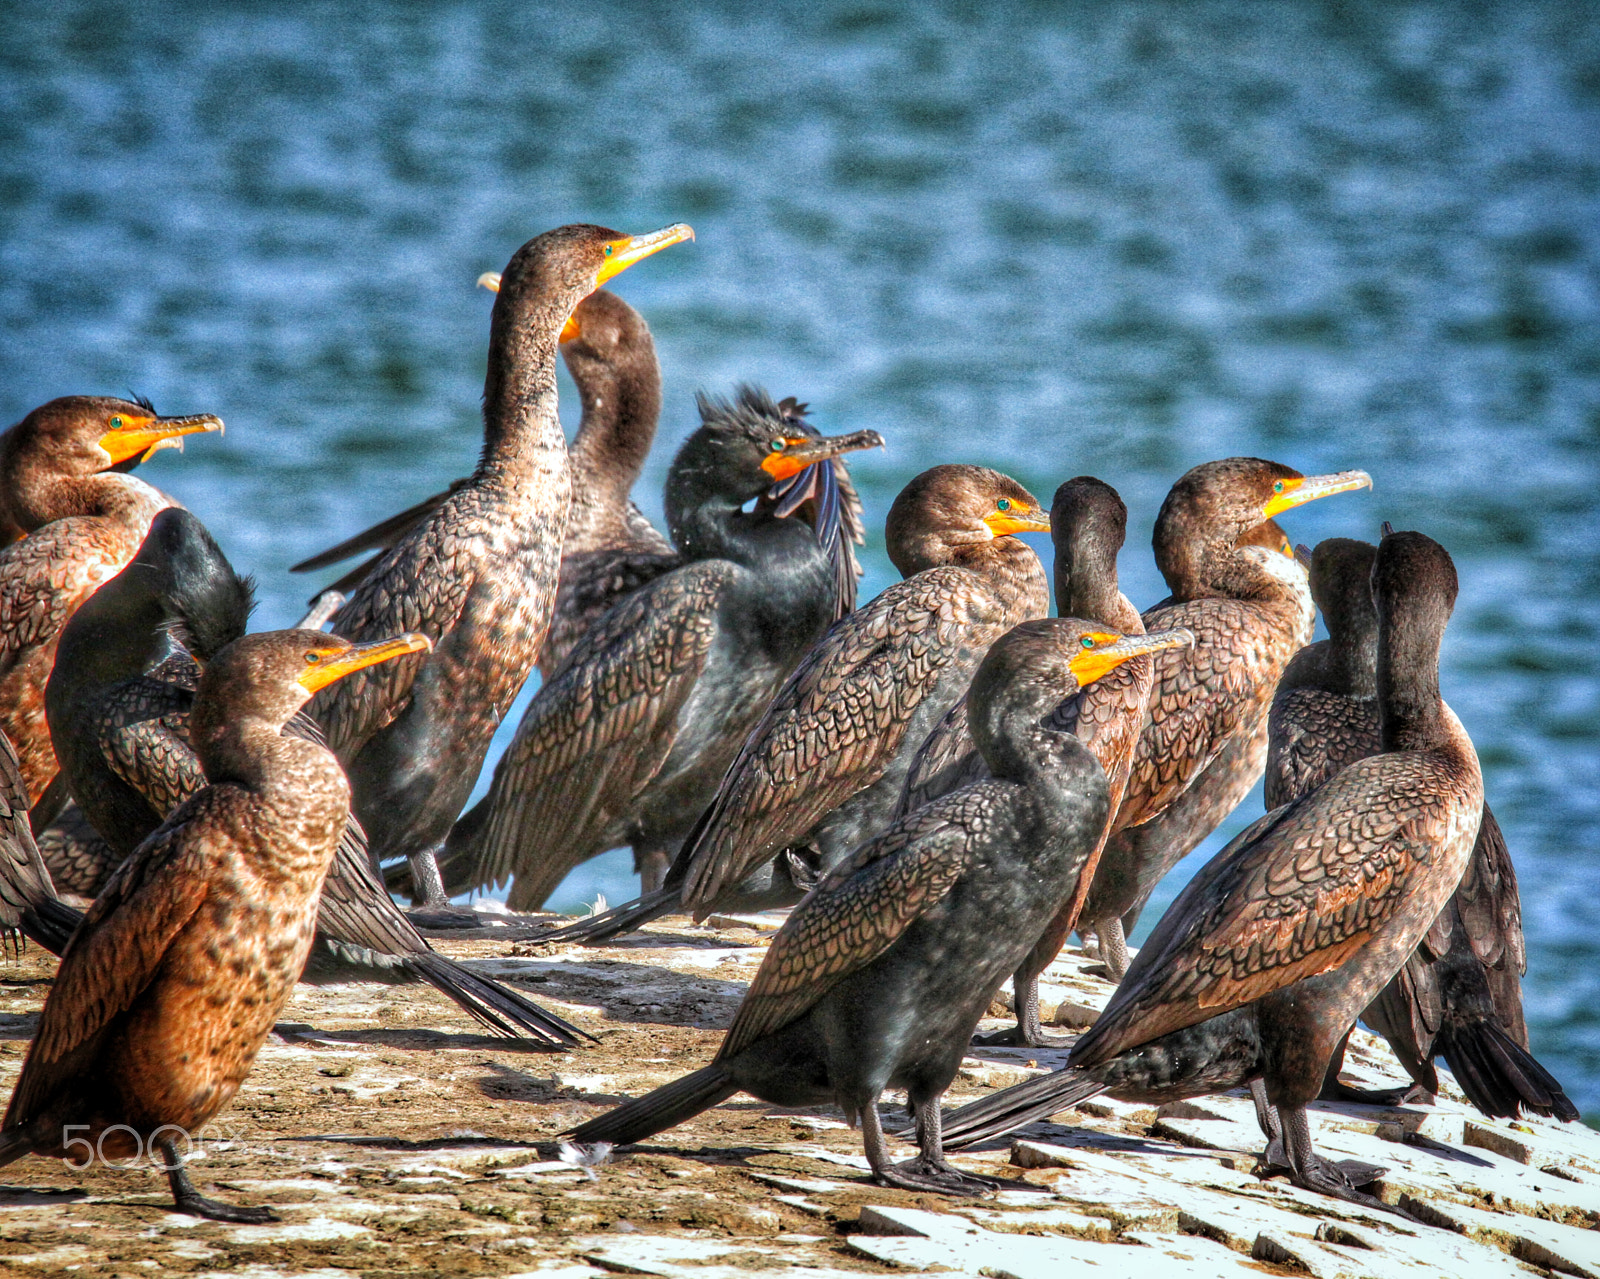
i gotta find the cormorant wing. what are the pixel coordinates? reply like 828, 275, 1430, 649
290, 481, 467, 574
1265, 685, 1382, 810
1113, 597, 1269, 831
4, 795, 216, 1127
0, 727, 64, 949
1452, 804, 1528, 1042
311, 508, 477, 758
895, 696, 986, 820
99, 711, 205, 822
716, 799, 978, 1062
678, 566, 998, 910
0, 520, 118, 681
1072, 753, 1475, 1069
464, 561, 737, 910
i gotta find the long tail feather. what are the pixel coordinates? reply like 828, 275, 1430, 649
1439, 1019, 1578, 1122
564, 1065, 737, 1148
540, 887, 681, 946
934, 1068, 1109, 1150
403, 952, 594, 1047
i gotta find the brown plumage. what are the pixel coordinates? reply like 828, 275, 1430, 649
0, 397, 221, 805
1267, 537, 1574, 1120
1076, 459, 1366, 977
0, 725, 77, 955
1063, 531, 1482, 1212
0, 628, 427, 1222
306, 224, 692, 910
896, 478, 1197, 1046
437, 390, 880, 907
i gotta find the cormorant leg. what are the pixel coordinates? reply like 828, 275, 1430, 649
1249, 1079, 1288, 1170
404, 847, 479, 920
972, 971, 1058, 1047
861, 1099, 995, 1197
1317, 1031, 1429, 1106
634, 844, 671, 895
1098, 919, 1130, 981
161, 1138, 278, 1224
1279, 1106, 1407, 1218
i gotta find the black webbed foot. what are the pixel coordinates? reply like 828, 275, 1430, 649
1286, 1152, 1410, 1219
970, 1025, 1062, 1049
873, 1154, 1001, 1197
1321, 1077, 1431, 1107
166, 1158, 278, 1224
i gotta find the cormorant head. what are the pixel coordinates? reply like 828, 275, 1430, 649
490, 223, 693, 342
0, 396, 222, 518
1309, 537, 1378, 648
1154, 457, 1370, 594
670, 386, 883, 516
193, 629, 432, 744
885, 464, 1050, 577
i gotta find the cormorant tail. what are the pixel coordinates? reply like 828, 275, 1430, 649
403, 952, 596, 1048
565, 1065, 738, 1148
0, 1125, 34, 1168
1439, 1019, 1578, 1122
934, 1069, 1109, 1150
21, 895, 82, 956
539, 887, 681, 946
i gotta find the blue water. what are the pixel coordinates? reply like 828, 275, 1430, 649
2, 2, 1597, 1115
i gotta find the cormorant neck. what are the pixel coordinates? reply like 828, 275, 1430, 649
1056, 545, 1141, 632
192, 712, 305, 793
1326, 622, 1379, 700
1376, 607, 1446, 752
477, 290, 573, 477
1157, 528, 1299, 605
49, 587, 170, 713
951, 535, 1050, 606
10, 471, 168, 532
975, 677, 1100, 796
567, 356, 659, 547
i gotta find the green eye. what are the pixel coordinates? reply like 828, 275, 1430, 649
1081, 636, 1095, 649
1273, 480, 1285, 493
305, 652, 320, 664
996, 498, 1011, 511
769, 440, 784, 453
109, 416, 122, 429
603, 244, 613, 256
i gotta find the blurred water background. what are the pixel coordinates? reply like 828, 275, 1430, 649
1, 1, 1597, 1115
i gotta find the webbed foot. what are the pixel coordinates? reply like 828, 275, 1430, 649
873, 1154, 1001, 1197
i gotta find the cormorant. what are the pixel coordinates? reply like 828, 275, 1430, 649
0, 627, 428, 1222
1075, 459, 1367, 977
308, 223, 693, 912
43, 508, 586, 1044
0, 396, 221, 805
565, 619, 1172, 1193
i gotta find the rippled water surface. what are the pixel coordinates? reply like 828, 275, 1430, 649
2, 2, 1597, 1113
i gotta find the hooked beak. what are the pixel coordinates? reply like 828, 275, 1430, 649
1070, 627, 1194, 687
1294, 543, 1314, 572
99, 413, 225, 466
1262, 469, 1372, 519
761, 429, 884, 483
983, 505, 1052, 538
298, 632, 432, 694
596, 223, 694, 286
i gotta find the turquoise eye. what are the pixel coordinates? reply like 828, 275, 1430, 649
1273, 480, 1285, 493
603, 244, 613, 256
996, 498, 1011, 511
769, 440, 784, 453
1081, 636, 1095, 649
109, 416, 122, 429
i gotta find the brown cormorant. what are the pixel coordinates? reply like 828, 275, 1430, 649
307, 223, 692, 912
0, 396, 222, 805
0, 627, 428, 1222
1075, 459, 1366, 977
936, 531, 1483, 1214
550, 463, 1054, 944
0, 726, 78, 955
437, 389, 881, 906
565, 619, 1171, 1193
1268, 536, 1574, 1120
42, 509, 586, 1044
